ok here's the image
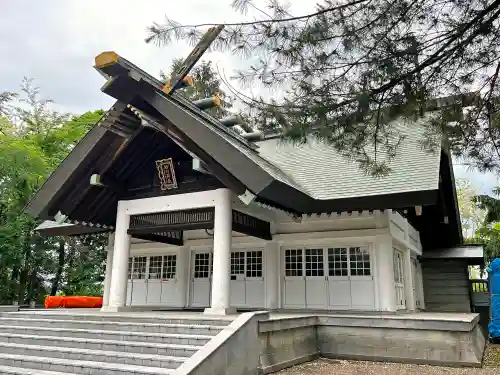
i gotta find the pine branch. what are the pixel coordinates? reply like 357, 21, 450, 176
145, 0, 370, 45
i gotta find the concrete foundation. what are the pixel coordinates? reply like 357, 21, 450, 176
4, 310, 485, 374
0, 306, 19, 312
259, 312, 486, 373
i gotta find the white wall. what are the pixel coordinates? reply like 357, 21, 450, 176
389, 210, 423, 311
123, 207, 422, 312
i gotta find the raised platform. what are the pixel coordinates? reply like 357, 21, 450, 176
261, 311, 486, 373
1, 309, 486, 374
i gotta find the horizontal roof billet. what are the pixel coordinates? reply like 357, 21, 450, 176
35, 221, 112, 237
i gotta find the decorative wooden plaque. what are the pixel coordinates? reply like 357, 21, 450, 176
155, 158, 178, 191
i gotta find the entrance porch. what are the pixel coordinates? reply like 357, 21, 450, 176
99, 191, 425, 315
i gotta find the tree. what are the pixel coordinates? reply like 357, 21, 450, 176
454, 179, 500, 262
161, 59, 232, 118
0, 78, 106, 303
472, 223, 500, 263
147, 0, 500, 176
456, 177, 486, 238
161, 58, 255, 133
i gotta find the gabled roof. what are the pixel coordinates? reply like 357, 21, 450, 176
24, 52, 462, 249
256, 115, 441, 200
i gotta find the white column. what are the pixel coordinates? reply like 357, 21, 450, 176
416, 261, 426, 309
177, 246, 190, 307
102, 232, 115, 307
205, 189, 235, 315
376, 235, 397, 312
265, 241, 279, 310
403, 248, 416, 311
103, 201, 131, 312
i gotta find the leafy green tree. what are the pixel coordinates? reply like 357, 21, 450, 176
0, 78, 105, 303
472, 223, 500, 263
453, 179, 500, 262
161, 59, 231, 117
147, 0, 500, 176
456, 178, 486, 237
161, 59, 253, 132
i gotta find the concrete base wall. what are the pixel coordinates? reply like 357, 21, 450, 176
260, 321, 318, 374
318, 324, 485, 367
0, 306, 20, 312
176, 312, 268, 375
258, 314, 486, 373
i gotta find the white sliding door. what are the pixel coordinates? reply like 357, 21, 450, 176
304, 248, 327, 309
130, 256, 147, 305
283, 245, 375, 311
230, 251, 246, 307
190, 251, 212, 307
283, 249, 306, 308
327, 248, 351, 310
349, 247, 375, 310
244, 250, 265, 308
146, 255, 162, 305
229, 250, 265, 308
160, 254, 179, 305
126, 257, 133, 306
393, 249, 406, 310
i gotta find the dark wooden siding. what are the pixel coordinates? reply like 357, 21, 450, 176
421, 259, 471, 312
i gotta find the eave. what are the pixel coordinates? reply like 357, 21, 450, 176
23, 52, 462, 251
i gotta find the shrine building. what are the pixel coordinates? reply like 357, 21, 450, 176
25, 51, 483, 315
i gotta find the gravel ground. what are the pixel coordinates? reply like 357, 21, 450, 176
275, 345, 500, 375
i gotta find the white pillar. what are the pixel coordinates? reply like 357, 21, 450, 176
204, 189, 235, 315
103, 201, 131, 312
376, 235, 397, 312
403, 248, 416, 311
265, 241, 279, 310
102, 232, 115, 307
177, 246, 190, 308
416, 261, 426, 309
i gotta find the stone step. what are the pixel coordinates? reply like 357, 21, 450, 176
0, 353, 175, 375
0, 317, 225, 335
0, 311, 233, 326
0, 364, 76, 375
0, 332, 200, 357
0, 341, 186, 369
0, 324, 212, 345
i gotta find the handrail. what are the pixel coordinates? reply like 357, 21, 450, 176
470, 279, 489, 293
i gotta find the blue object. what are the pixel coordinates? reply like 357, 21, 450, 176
489, 258, 500, 338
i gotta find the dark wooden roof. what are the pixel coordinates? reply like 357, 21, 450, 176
24, 52, 463, 250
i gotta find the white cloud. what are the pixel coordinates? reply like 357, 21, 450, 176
0, 0, 252, 113
1, 0, 498, 194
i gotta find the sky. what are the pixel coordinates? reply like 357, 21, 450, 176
0, 0, 498, 195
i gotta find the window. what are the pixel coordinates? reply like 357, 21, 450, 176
194, 253, 211, 279
393, 249, 403, 284
246, 251, 263, 278
162, 255, 177, 279
132, 256, 147, 279
148, 256, 162, 280
328, 248, 348, 277
285, 249, 303, 277
349, 247, 371, 276
231, 252, 245, 276
305, 248, 324, 277
128, 257, 133, 280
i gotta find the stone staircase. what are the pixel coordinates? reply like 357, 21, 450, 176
0, 310, 233, 374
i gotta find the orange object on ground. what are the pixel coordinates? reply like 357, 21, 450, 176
44, 296, 103, 309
